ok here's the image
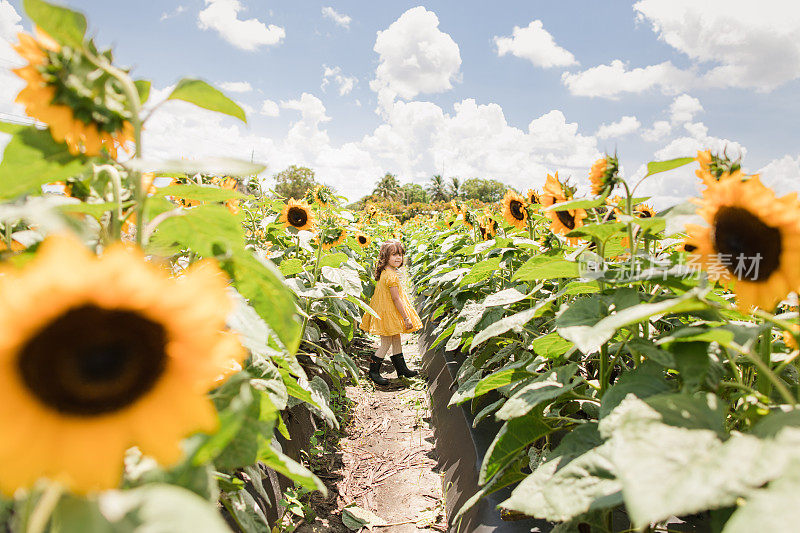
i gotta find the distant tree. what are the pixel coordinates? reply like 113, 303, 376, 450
400, 183, 428, 205
448, 176, 462, 199
426, 174, 449, 202
373, 173, 403, 201
461, 177, 507, 203
272, 165, 317, 200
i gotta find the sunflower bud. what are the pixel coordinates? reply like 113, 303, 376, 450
588, 155, 619, 196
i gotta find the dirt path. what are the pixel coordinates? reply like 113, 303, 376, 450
297, 334, 446, 532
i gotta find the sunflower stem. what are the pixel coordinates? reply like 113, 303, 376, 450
96, 164, 123, 241
300, 239, 325, 340
599, 342, 609, 397
3, 222, 11, 249
26, 481, 64, 533
620, 180, 637, 277
756, 324, 774, 398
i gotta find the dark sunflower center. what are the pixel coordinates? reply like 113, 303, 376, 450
713, 206, 781, 281
638, 210, 653, 218
358, 236, 367, 244
18, 305, 167, 416
287, 206, 308, 227
510, 200, 525, 220
556, 210, 576, 230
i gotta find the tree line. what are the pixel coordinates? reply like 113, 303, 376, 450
269, 165, 508, 205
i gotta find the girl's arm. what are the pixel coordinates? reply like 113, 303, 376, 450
389, 286, 412, 328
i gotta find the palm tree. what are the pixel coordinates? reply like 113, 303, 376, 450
448, 176, 461, 199
426, 174, 449, 202
373, 173, 402, 201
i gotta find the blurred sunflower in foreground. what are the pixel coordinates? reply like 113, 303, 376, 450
684, 176, 800, 311
12, 28, 134, 158
0, 235, 245, 494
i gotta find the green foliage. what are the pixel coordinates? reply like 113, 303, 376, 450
167, 79, 247, 123
23, 0, 86, 48
272, 165, 317, 200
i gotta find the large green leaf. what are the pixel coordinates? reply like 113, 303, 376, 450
0, 126, 88, 199
153, 184, 245, 202
644, 157, 695, 177
558, 292, 707, 354
460, 257, 502, 286
501, 440, 621, 522
127, 157, 264, 177
95, 484, 231, 532
260, 445, 326, 493
531, 332, 575, 359
147, 204, 244, 257
481, 287, 531, 307
226, 252, 302, 353
599, 363, 671, 418
470, 300, 553, 350
495, 364, 580, 420
472, 368, 535, 399
23, 0, 86, 48
167, 79, 247, 122
479, 413, 554, 484
600, 396, 800, 529
513, 256, 579, 281
724, 461, 800, 533
566, 222, 626, 242
319, 252, 348, 268
544, 197, 608, 211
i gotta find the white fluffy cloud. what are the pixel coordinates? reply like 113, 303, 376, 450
160, 6, 186, 22
369, 7, 461, 111
260, 99, 279, 117
641, 120, 671, 142
494, 20, 577, 68
321, 66, 357, 96
219, 81, 253, 93
635, 0, 800, 91
758, 155, 800, 196
595, 115, 641, 139
197, 0, 285, 51
669, 93, 702, 124
561, 59, 692, 99
321, 6, 351, 29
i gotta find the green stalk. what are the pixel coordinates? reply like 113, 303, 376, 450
26, 482, 64, 533
4, 222, 11, 249
756, 325, 773, 398
299, 239, 325, 340
599, 342, 609, 397
620, 180, 636, 277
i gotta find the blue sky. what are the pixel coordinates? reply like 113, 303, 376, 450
1, 0, 799, 205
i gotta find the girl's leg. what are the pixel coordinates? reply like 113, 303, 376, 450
390, 334, 418, 378
369, 336, 392, 385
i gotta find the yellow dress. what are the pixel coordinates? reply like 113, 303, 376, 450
359, 267, 423, 336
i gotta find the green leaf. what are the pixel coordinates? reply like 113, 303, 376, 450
544, 197, 608, 211
455, 453, 528, 522
96, 484, 231, 532
472, 368, 535, 399
341, 505, 387, 530
226, 252, 302, 353
470, 300, 553, 350
501, 440, 621, 522
0, 126, 88, 199
645, 393, 726, 438
460, 257, 502, 286
566, 222, 626, 242
481, 288, 530, 307
496, 364, 580, 420
558, 292, 708, 354
279, 258, 304, 276
599, 363, 671, 418
319, 252, 348, 268
0, 121, 26, 135
724, 461, 800, 533
147, 205, 243, 257
531, 332, 575, 359
752, 409, 800, 438
513, 256, 579, 281
672, 341, 710, 392
346, 295, 380, 320
51, 495, 115, 533
127, 157, 264, 177
23, 0, 86, 48
58, 201, 118, 220
134, 79, 151, 105
479, 412, 554, 484
601, 396, 799, 529
153, 184, 245, 202
644, 157, 695, 177
261, 445, 326, 493
167, 79, 247, 122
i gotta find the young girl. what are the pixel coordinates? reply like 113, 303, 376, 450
359, 240, 423, 385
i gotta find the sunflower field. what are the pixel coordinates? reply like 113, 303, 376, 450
3, 1, 800, 532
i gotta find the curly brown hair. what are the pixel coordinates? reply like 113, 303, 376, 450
374, 240, 405, 280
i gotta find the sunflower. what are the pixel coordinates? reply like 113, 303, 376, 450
355, 231, 371, 248
635, 204, 656, 218
525, 189, 540, 206
311, 185, 334, 208
588, 155, 619, 196
12, 29, 134, 158
695, 150, 746, 188
218, 177, 240, 215
320, 228, 347, 251
541, 173, 587, 242
502, 190, 528, 230
684, 176, 800, 311
279, 198, 316, 231
461, 207, 476, 231
0, 235, 245, 494
484, 217, 498, 238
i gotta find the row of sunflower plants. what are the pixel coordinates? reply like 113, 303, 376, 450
0, 1, 381, 531
404, 152, 800, 532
